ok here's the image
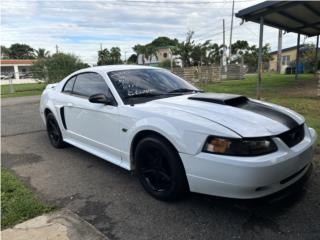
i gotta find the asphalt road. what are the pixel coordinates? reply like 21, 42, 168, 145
2, 96, 320, 240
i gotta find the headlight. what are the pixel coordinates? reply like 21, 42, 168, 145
203, 136, 277, 156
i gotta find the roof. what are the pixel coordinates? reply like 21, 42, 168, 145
236, 1, 320, 37
77, 64, 162, 74
269, 44, 306, 54
0, 59, 34, 65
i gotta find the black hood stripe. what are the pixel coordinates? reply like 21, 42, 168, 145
238, 101, 299, 129
188, 93, 299, 129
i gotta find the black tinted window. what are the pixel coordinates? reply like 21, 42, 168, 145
73, 73, 108, 97
63, 76, 76, 93
108, 69, 197, 100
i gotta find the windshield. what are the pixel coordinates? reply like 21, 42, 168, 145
108, 69, 199, 104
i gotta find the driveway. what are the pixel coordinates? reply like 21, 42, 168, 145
2, 96, 320, 240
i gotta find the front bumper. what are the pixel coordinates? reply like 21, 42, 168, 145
180, 126, 317, 199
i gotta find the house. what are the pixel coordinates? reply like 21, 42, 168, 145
0, 59, 34, 81
137, 46, 175, 65
268, 45, 305, 73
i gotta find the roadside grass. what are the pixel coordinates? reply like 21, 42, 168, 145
1, 83, 46, 98
1, 168, 53, 228
196, 73, 320, 146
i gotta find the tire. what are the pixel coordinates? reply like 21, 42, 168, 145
135, 135, 189, 201
46, 112, 67, 148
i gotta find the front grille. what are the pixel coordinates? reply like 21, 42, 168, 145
278, 124, 305, 148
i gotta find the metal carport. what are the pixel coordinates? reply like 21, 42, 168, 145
236, 1, 320, 99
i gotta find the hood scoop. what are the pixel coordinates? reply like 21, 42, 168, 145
188, 93, 248, 106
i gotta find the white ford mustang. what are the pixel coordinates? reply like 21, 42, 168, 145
40, 65, 317, 201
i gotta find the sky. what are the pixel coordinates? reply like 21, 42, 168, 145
1, 0, 319, 65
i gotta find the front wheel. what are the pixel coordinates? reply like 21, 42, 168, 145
135, 136, 189, 201
46, 112, 67, 148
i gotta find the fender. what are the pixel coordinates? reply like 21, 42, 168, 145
123, 116, 239, 170
41, 91, 65, 134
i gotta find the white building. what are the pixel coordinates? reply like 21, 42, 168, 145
0, 59, 37, 84
137, 47, 181, 66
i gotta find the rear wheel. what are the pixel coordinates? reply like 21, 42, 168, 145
46, 112, 67, 148
135, 136, 189, 201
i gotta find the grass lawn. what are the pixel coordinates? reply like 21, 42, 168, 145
1, 83, 46, 98
1, 169, 53, 228
196, 73, 320, 146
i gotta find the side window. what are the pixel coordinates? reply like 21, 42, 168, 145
62, 76, 76, 93
72, 72, 108, 97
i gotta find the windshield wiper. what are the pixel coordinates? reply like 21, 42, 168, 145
125, 92, 164, 99
168, 88, 203, 94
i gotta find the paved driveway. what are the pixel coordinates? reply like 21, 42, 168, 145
2, 96, 320, 240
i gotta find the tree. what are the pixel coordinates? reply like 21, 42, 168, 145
190, 40, 211, 66
34, 48, 50, 59
145, 45, 158, 63
133, 37, 178, 65
127, 54, 137, 64
230, 40, 272, 72
231, 40, 250, 55
1, 45, 9, 59
133, 44, 147, 65
299, 43, 318, 73
110, 47, 122, 64
98, 48, 111, 65
150, 36, 179, 48
98, 47, 122, 65
172, 30, 195, 67
207, 43, 223, 65
32, 53, 89, 83
7, 43, 35, 59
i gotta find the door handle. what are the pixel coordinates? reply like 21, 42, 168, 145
67, 103, 73, 107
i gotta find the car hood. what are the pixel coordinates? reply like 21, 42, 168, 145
141, 93, 304, 137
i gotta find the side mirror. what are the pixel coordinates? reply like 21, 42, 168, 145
89, 93, 112, 105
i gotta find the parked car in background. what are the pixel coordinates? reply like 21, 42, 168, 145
40, 65, 317, 201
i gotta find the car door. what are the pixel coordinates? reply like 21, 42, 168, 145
64, 72, 122, 165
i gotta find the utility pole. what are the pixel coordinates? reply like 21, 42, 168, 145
223, 19, 226, 48
229, 0, 235, 59
55, 45, 59, 54
221, 19, 227, 80
277, 29, 282, 73
257, 17, 264, 100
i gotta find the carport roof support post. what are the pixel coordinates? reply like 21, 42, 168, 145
257, 17, 264, 100
295, 33, 301, 80
316, 35, 319, 71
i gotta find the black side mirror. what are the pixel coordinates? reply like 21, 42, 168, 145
89, 93, 112, 105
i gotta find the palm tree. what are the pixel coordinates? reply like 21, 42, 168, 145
110, 47, 121, 64
34, 48, 50, 59
145, 45, 158, 64
133, 44, 147, 65
172, 30, 195, 67
98, 48, 111, 65
207, 43, 223, 65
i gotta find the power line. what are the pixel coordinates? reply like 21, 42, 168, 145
5, 0, 255, 4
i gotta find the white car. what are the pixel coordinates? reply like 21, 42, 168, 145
40, 65, 317, 201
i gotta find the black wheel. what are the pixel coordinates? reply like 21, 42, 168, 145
46, 112, 67, 148
135, 136, 189, 201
